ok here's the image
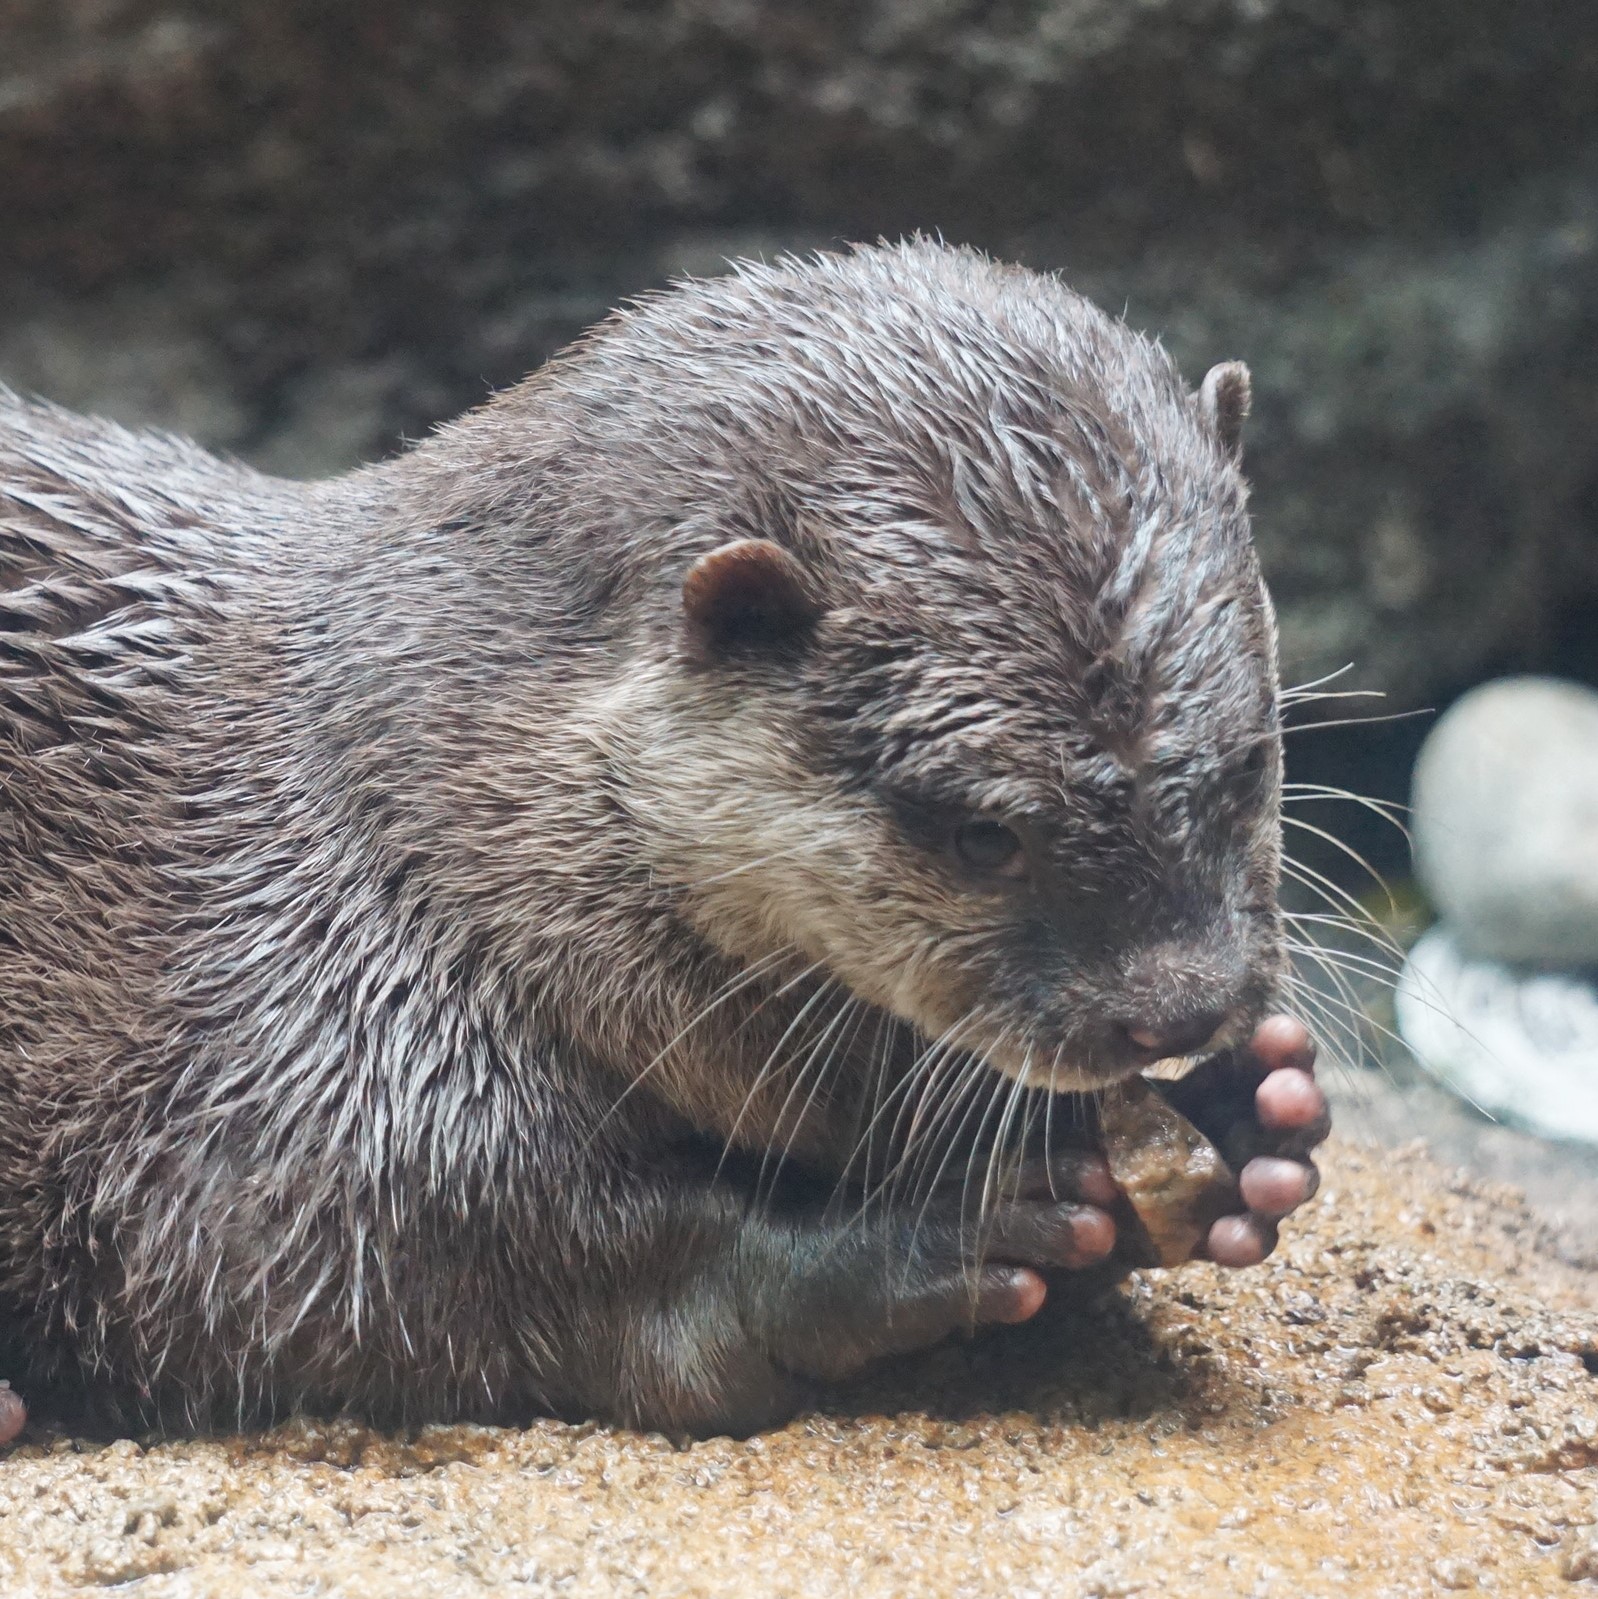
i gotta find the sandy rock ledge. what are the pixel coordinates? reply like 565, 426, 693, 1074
0, 1141, 1593, 1598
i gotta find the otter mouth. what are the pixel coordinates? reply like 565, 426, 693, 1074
916, 1021, 1140, 1096
927, 1010, 1247, 1096
767, 920, 1267, 1098
1004, 1052, 1195, 1094
1137, 1050, 1211, 1082
846, 933, 1264, 1097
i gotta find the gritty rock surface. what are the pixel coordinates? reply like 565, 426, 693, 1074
1, 1141, 1593, 1597
1330, 1056, 1598, 1273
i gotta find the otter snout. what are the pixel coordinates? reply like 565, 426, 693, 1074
1103, 935, 1262, 1070
1121, 1009, 1228, 1061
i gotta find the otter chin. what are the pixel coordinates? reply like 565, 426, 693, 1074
0, 239, 1318, 1439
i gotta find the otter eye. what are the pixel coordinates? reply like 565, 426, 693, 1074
952, 818, 1024, 877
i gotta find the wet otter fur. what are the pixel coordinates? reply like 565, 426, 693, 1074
0, 241, 1290, 1436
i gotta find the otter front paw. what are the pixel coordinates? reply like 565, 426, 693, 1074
1158, 1013, 1328, 1268
754, 1161, 1120, 1386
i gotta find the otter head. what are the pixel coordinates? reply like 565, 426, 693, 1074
540, 243, 1284, 1091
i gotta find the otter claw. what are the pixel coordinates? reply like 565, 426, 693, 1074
0, 1382, 25, 1447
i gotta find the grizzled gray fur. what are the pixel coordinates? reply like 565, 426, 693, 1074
0, 242, 1283, 1435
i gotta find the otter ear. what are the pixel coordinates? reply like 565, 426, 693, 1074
681, 538, 821, 661
1199, 360, 1251, 458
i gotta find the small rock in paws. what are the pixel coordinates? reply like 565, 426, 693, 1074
1098, 1076, 1239, 1266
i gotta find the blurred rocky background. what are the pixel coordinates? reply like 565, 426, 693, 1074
3, 1, 1597, 1240
4, 0, 1597, 708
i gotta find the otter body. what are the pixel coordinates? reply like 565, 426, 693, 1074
0, 244, 1311, 1436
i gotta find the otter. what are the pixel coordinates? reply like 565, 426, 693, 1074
0, 241, 1327, 1439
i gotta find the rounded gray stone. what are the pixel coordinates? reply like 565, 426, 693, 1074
1411, 676, 1598, 967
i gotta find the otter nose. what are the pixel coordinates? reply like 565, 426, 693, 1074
1121, 1010, 1226, 1060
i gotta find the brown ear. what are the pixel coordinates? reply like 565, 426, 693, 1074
1199, 361, 1251, 458
682, 538, 820, 660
